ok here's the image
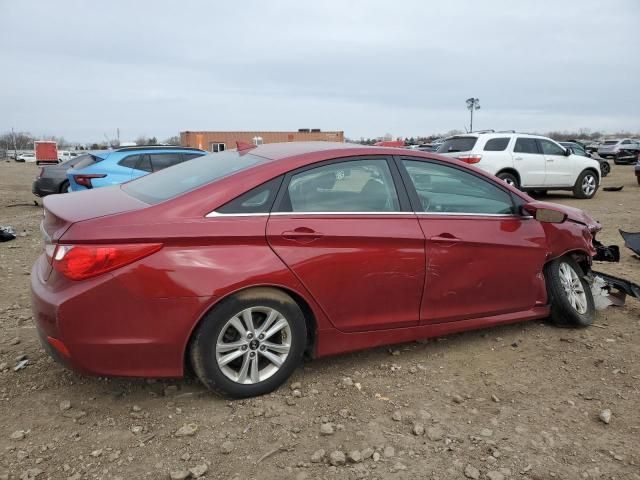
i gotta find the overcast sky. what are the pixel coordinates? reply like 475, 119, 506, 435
1, 0, 639, 143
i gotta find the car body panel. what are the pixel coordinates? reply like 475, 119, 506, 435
31, 142, 601, 378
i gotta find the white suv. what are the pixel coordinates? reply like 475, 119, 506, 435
436, 131, 601, 199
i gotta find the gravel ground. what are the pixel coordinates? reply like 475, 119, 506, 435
0, 159, 639, 480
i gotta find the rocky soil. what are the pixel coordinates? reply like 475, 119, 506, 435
0, 160, 639, 480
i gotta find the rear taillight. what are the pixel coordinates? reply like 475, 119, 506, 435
73, 174, 106, 189
51, 243, 162, 280
457, 154, 482, 164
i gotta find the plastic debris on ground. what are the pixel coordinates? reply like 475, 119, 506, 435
0, 226, 16, 242
619, 230, 640, 257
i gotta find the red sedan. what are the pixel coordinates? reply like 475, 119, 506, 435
31, 142, 600, 397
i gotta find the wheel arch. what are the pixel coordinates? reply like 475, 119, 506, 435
545, 249, 592, 277
183, 284, 318, 375
496, 168, 521, 185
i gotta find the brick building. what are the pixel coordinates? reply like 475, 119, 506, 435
180, 130, 344, 152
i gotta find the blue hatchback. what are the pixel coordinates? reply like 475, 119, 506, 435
67, 146, 207, 191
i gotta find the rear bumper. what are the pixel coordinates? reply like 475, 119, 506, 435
32, 178, 61, 197
30, 255, 209, 378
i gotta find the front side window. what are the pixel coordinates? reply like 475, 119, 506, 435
483, 137, 510, 151
514, 138, 540, 154
281, 159, 400, 213
402, 159, 515, 215
539, 139, 566, 156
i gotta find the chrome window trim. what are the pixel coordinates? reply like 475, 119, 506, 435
206, 211, 269, 218
269, 211, 412, 216
205, 211, 533, 219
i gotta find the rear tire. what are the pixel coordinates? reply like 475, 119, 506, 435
59, 181, 69, 193
544, 257, 595, 327
189, 288, 307, 398
573, 170, 598, 199
497, 172, 519, 189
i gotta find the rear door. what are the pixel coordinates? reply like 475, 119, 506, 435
539, 139, 574, 186
512, 138, 545, 186
398, 157, 547, 324
266, 156, 425, 332
149, 152, 185, 172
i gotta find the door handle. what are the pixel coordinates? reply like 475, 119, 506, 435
282, 227, 324, 243
429, 233, 461, 245
514, 156, 523, 161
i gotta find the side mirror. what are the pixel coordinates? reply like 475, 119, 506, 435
564, 148, 571, 156
522, 203, 567, 223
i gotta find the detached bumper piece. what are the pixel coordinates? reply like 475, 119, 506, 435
619, 230, 640, 257
590, 270, 640, 308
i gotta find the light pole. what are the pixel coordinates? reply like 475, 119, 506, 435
466, 97, 480, 132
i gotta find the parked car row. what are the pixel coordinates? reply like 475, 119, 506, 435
31, 141, 609, 397
597, 138, 640, 164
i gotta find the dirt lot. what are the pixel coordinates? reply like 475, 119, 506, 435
0, 160, 638, 480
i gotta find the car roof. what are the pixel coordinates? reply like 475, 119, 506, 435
113, 145, 205, 153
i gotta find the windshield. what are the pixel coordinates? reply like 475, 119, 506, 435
437, 137, 478, 154
123, 150, 266, 204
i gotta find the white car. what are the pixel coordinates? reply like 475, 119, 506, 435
16, 153, 36, 163
436, 131, 601, 199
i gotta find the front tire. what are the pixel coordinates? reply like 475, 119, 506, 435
190, 288, 307, 398
59, 181, 69, 193
544, 257, 595, 327
600, 161, 610, 177
573, 170, 598, 199
497, 172, 519, 189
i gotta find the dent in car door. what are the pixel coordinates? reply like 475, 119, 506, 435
266, 157, 425, 332
399, 158, 548, 324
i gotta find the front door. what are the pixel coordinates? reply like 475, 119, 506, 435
399, 158, 548, 324
512, 137, 546, 186
539, 139, 574, 186
267, 157, 425, 332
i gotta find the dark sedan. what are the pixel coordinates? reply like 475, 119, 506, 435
32, 153, 101, 196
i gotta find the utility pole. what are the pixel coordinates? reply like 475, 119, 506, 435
466, 97, 480, 132
11, 127, 17, 160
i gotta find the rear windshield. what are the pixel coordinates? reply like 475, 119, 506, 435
603, 140, 619, 145
437, 137, 478, 154
123, 150, 265, 204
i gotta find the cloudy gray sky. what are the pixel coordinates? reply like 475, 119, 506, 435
1, 0, 639, 143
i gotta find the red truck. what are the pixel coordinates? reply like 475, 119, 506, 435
35, 141, 59, 165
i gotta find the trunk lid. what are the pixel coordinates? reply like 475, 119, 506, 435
42, 185, 149, 242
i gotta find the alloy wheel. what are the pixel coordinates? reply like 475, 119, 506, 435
581, 174, 596, 196
215, 307, 291, 384
558, 262, 587, 314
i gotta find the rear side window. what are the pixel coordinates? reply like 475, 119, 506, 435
137, 155, 153, 172
514, 138, 540, 154
483, 138, 510, 151
437, 137, 478, 154
603, 140, 618, 145
118, 155, 141, 169
281, 159, 400, 213
123, 151, 265, 204
216, 177, 283, 214
149, 153, 182, 171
